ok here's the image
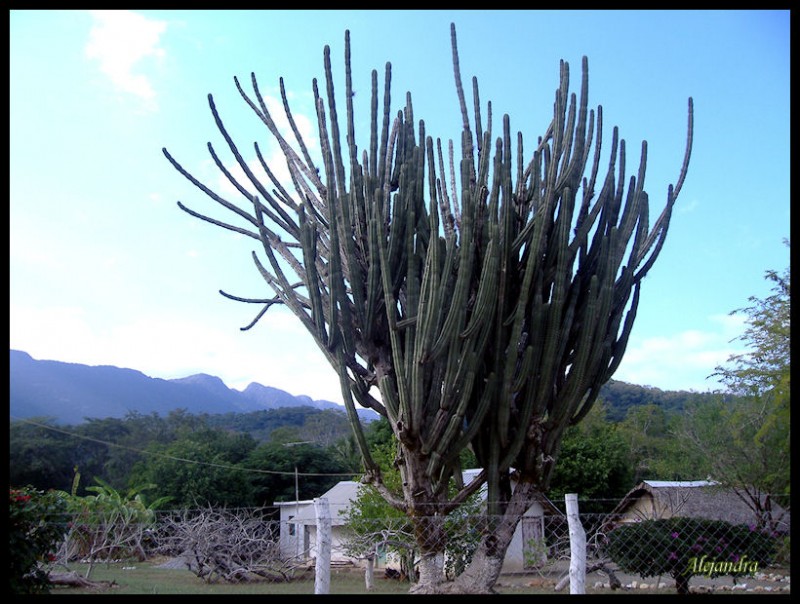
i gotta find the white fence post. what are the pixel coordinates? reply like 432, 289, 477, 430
365, 553, 375, 591
314, 497, 331, 594
565, 493, 586, 594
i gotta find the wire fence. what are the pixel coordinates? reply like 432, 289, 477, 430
49, 494, 790, 593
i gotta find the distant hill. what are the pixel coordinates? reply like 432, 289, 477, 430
9, 350, 378, 425
9, 350, 722, 427
597, 379, 725, 422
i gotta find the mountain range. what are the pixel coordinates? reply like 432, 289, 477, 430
9, 349, 716, 427
9, 349, 378, 425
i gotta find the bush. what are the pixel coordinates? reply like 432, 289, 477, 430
9, 485, 69, 594
606, 517, 777, 594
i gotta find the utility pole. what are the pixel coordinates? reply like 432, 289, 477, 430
284, 441, 312, 559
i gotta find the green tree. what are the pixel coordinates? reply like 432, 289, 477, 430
341, 429, 483, 582
73, 417, 137, 492
9, 418, 78, 492
298, 408, 355, 447
546, 402, 633, 512
713, 244, 790, 398
128, 427, 257, 508
245, 441, 349, 506
616, 403, 707, 483
677, 252, 790, 527
163, 23, 692, 593
329, 432, 367, 474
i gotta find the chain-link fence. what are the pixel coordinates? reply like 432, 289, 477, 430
47, 495, 790, 592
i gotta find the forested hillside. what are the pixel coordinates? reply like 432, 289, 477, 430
597, 379, 733, 421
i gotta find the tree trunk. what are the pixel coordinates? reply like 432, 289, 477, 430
409, 552, 446, 594
446, 546, 506, 594
48, 571, 115, 590
674, 571, 691, 595
448, 478, 540, 593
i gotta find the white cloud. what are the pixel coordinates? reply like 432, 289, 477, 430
613, 317, 747, 392
676, 197, 699, 215
85, 10, 167, 110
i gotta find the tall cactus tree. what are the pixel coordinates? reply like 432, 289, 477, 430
163, 24, 693, 593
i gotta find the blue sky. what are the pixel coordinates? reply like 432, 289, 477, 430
10, 10, 790, 404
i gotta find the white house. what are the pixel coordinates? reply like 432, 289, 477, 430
276, 470, 562, 573
275, 481, 363, 566
274, 497, 315, 561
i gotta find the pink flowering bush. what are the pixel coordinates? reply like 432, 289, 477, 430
9, 485, 69, 594
606, 517, 776, 594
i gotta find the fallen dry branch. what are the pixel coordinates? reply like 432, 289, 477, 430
48, 571, 117, 590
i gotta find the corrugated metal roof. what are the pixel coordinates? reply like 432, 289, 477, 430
643, 480, 719, 488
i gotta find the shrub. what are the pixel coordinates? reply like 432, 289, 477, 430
9, 485, 69, 594
606, 517, 777, 594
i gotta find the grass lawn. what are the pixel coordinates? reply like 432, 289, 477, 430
49, 561, 416, 595
48, 560, 790, 596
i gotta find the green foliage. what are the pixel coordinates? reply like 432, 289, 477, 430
9, 418, 80, 493
9, 410, 217, 496
714, 245, 790, 397
9, 485, 69, 594
661, 253, 791, 533
341, 431, 483, 580
128, 428, 258, 508
675, 394, 790, 524
547, 402, 633, 511
615, 403, 710, 484
598, 381, 711, 422
10, 408, 368, 510
702, 251, 790, 497
207, 406, 354, 443
244, 441, 349, 505
57, 477, 171, 573
606, 517, 777, 594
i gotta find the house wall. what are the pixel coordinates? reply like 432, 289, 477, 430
301, 503, 547, 573
304, 525, 367, 566
501, 502, 545, 573
278, 503, 314, 560
619, 494, 661, 522
279, 478, 554, 574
